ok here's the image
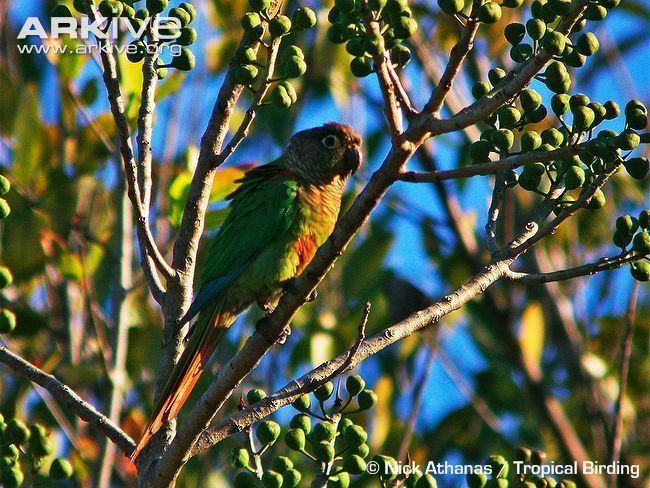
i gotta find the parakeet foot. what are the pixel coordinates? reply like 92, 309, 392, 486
263, 304, 276, 315
283, 278, 318, 302
277, 325, 292, 344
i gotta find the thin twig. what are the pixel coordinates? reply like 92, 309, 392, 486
398, 145, 581, 183
423, 0, 481, 114
332, 299, 370, 378
506, 253, 644, 283
485, 172, 507, 255
609, 281, 639, 482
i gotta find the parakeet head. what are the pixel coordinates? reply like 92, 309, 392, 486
283, 122, 362, 184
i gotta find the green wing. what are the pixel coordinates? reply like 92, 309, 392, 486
179, 163, 299, 325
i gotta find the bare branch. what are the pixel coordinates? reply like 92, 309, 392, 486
423, 0, 481, 114
136, 25, 158, 212
409, 31, 480, 141
190, 260, 513, 456
386, 63, 418, 117
506, 253, 644, 283
331, 299, 370, 379
503, 164, 619, 259
169, 40, 255, 277
399, 145, 580, 183
485, 172, 507, 255
0, 345, 135, 456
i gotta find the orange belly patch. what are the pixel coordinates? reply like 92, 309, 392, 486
295, 234, 318, 273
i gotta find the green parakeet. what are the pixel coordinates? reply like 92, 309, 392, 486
132, 122, 362, 459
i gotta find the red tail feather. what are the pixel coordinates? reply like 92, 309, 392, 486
130, 302, 230, 462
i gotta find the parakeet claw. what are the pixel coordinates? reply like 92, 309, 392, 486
263, 304, 276, 315
306, 289, 318, 302
277, 325, 292, 344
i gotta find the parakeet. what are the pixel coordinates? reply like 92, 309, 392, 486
131, 122, 362, 460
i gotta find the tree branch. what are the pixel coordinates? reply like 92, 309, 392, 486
191, 260, 513, 456
170, 37, 261, 277
503, 164, 619, 259
506, 252, 644, 283
83, 2, 171, 301
486, 172, 507, 255
210, 37, 283, 171
362, 9, 403, 137
386, 62, 418, 117
409, 31, 480, 141
422, 0, 481, 114
398, 145, 580, 183
0, 345, 135, 456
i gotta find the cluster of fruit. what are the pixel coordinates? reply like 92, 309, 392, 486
229, 374, 390, 488
237, 0, 317, 109
469, 87, 647, 208
0, 415, 73, 487
438, 0, 518, 24
613, 211, 650, 281
326, 0, 417, 78
0, 175, 14, 335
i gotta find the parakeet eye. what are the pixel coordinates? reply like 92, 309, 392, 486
321, 134, 340, 149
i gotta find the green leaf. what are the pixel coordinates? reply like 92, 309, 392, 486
168, 166, 246, 227
116, 52, 144, 120
57, 253, 84, 281
48, 37, 88, 80
156, 72, 187, 101
12, 89, 44, 187
518, 301, 545, 375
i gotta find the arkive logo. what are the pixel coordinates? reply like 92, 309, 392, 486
17, 15, 182, 41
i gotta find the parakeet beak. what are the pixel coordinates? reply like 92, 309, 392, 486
343, 146, 362, 175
